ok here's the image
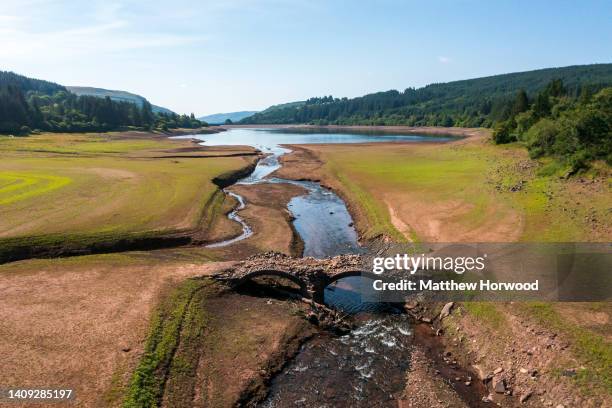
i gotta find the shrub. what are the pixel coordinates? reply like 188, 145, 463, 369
493, 120, 517, 144
525, 118, 559, 157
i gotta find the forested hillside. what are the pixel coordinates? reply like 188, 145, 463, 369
0, 71, 203, 134
66, 86, 174, 115
241, 64, 612, 127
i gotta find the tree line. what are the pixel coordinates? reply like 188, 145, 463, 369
241, 64, 611, 169
0, 71, 205, 134
242, 64, 612, 129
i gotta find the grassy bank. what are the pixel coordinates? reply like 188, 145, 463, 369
123, 276, 313, 407
518, 302, 611, 394
301, 133, 609, 242
123, 278, 212, 408
0, 252, 225, 407
0, 132, 257, 261
280, 128, 610, 405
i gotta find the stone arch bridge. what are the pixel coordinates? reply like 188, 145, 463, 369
214, 252, 378, 303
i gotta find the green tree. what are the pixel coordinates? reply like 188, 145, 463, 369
511, 89, 529, 116
493, 119, 517, 144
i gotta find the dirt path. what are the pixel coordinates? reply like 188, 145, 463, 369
399, 348, 469, 408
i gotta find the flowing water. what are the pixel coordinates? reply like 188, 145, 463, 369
179, 128, 453, 255
177, 128, 456, 406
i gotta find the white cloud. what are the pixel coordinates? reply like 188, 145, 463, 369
0, 1, 204, 62
438, 56, 451, 64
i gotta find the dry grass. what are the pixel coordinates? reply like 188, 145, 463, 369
0, 252, 231, 407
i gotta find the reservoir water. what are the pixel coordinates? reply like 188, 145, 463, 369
179, 127, 455, 407
181, 127, 453, 257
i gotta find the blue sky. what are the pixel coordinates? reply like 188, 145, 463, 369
1, 0, 610, 115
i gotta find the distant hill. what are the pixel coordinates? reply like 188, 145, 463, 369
66, 86, 174, 115
0, 71, 204, 134
260, 101, 305, 113
240, 64, 612, 127
198, 111, 258, 124
0, 71, 66, 95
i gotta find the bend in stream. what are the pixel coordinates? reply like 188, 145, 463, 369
176, 128, 457, 407
179, 128, 454, 254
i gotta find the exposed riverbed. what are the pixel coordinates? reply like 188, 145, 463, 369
177, 128, 456, 407
180, 128, 453, 256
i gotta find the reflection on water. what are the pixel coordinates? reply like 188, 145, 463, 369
268, 178, 361, 258
237, 145, 289, 184
177, 128, 452, 254
324, 276, 391, 314
188, 127, 456, 147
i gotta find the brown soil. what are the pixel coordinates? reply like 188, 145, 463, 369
273, 141, 521, 243
206, 182, 308, 260
0, 254, 232, 408
191, 291, 315, 407
274, 127, 524, 242
273, 145, 326, 181
555, 302, 612, 341
146, 144, 258, 159
382, 192, 523, 242
270, 129, 609, 407
112, 126, 224, 140
199, 192, 244, 244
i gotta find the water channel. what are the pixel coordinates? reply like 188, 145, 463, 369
179, 128, 455, 407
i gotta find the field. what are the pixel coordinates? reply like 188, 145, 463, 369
0, 132, 257, 261
0, 250, 312, 408
0, 130, 314, 408
278, 130, 610, 243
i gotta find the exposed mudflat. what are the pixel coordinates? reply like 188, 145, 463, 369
227, 182, 306, 256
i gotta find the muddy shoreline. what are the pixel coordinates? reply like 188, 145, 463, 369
223, 124, 489, 139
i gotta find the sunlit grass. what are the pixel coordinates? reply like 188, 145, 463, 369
0, 132, 252, 260
319, 144, 494, 240
315, 139, 608, 242
0, 172, 72, 205
0, 133, 167, 155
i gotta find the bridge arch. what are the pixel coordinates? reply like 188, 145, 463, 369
237, 269, 310, 298
322, 270, 380, 288
309, 270, 379, 303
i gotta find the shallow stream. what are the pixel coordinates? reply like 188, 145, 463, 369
181, 128, 455, 406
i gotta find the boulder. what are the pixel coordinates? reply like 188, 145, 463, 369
439, 302, 455, 319
493, 378, 507, 394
